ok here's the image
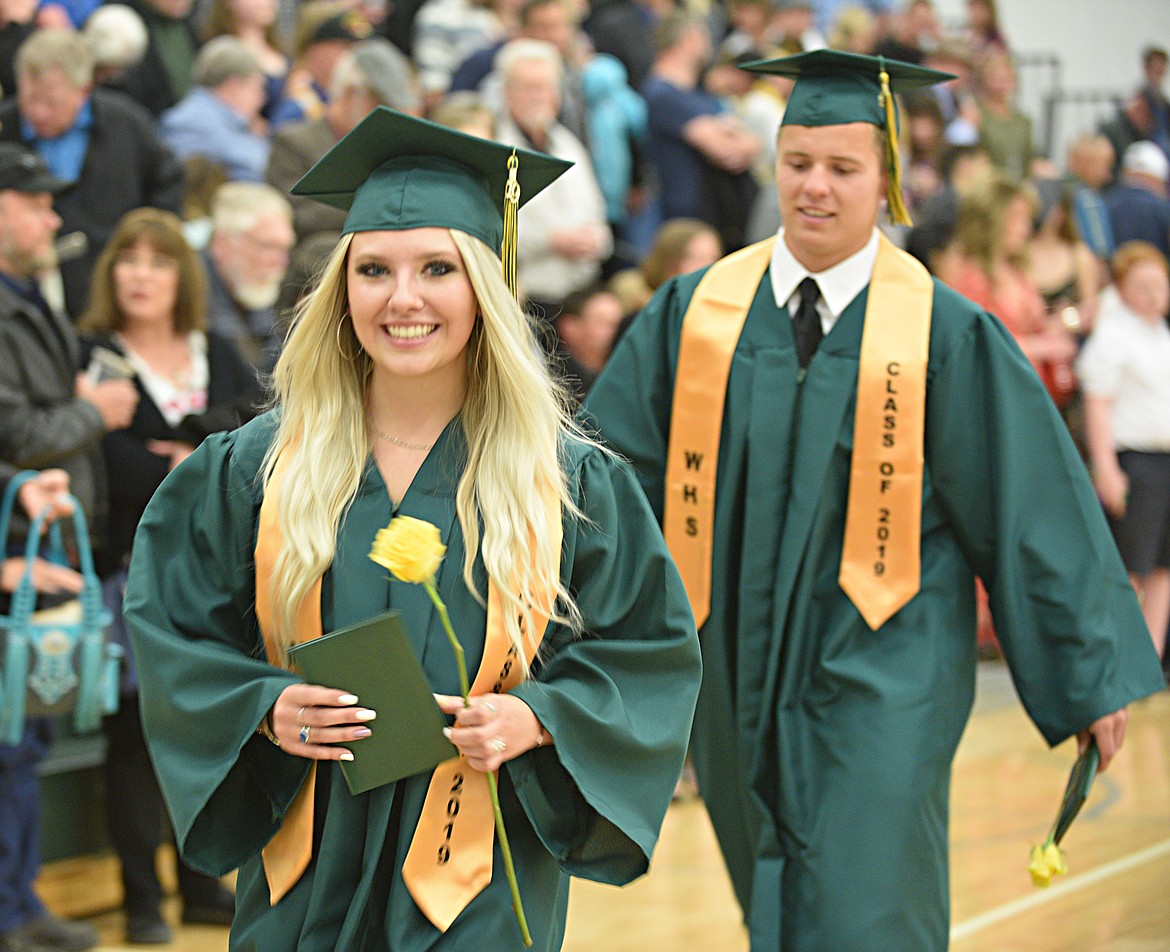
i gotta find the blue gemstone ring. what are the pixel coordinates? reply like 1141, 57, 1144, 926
299, 724, 311, 744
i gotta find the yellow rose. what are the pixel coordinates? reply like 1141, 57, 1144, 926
1027, 840, 1068, 888
369, 516, 447, 584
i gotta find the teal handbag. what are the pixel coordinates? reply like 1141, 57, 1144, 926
0, 471, 123, 745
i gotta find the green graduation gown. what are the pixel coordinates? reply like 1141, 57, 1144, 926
123, 413, 701, 952
584, 264, 1165, 951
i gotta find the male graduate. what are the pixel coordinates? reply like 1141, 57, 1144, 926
584, 50, 1167, 951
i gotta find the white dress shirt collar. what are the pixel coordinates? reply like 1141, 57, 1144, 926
769, 228, 880, 333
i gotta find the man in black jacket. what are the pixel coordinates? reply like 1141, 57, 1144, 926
0, 29, 185, 320
0, 141, 138, 952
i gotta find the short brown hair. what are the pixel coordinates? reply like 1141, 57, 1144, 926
1112, 241, 1170, 286
78, 207, 207, 335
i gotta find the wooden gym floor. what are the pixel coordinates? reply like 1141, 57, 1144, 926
44, 662, 1170, 951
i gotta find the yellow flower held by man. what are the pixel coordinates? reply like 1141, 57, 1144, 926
1027, 839, 1068, 888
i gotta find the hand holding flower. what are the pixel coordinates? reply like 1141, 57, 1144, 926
436, 693, 550, 773
1079, 710, 1127, 772
1027, 736, 1102, 889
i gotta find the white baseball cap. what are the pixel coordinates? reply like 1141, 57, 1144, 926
1122, 140, 1170, 181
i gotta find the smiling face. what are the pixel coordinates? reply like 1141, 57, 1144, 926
113, 239, 181, 328
777, 121, 885, 273
346, 227, 478, 390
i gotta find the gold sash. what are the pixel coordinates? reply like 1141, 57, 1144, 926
838, 238, 933, 628
254, 464, 559, 933
663, 234, 933, 631
663, 239, 775, 629
255, 478, 321, 904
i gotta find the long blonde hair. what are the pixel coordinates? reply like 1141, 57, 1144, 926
262, 229, 586, 668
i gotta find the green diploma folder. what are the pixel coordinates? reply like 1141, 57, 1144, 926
287, 611, 457, 795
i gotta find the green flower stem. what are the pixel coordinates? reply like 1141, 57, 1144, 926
487, 770, 532, 946
425, 580, 469, 700
423, 580, 532, 947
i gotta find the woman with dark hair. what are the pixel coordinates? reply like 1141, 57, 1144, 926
963, 0, 1009, 56
79, 206, 261, 944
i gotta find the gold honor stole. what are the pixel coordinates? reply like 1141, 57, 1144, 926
663, 238, 775, 629
663, 233, 933, 632
254, 464, 560, 933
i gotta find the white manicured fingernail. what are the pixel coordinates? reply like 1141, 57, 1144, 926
355, 709, 377, 721
442, 727, 452, 739
340, 751, 354, 761
338, 694, 359, 705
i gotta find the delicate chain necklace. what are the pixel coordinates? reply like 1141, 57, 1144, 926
368, 420, 433, 451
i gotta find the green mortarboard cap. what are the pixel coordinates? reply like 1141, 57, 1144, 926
291, 107, 572, 253
741, 49, 954, 129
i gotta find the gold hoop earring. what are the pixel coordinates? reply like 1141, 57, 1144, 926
336, 314, 360, 361
469, 320, 485, 369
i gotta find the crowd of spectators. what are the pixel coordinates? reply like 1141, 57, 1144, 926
1, 0, 1169, 946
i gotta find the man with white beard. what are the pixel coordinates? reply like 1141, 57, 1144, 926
202, 182, 295, 371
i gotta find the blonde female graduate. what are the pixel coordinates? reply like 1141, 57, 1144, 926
122, 108, 702, 952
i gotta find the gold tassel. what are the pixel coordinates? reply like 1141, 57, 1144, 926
502, 151, 521, 299
879, 65, 913, 227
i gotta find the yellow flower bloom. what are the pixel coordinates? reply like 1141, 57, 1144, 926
370, 516, 447, 584
1028, 839, 1068, 888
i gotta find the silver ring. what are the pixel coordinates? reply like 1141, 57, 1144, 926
297, 706, 306, 722
491, 737, 507, 753
483, 700, 497, 715
299, 725, 311, 744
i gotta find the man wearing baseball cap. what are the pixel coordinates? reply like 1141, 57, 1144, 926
1104, 139, 1170, 259
268, 2, 374, 130
0, 141, 138, 952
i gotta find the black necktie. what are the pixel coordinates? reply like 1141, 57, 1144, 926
793, 277, 823, 369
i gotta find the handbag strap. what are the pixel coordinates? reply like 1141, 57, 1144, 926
0, 471, 40, 555
11, 493, 104, 632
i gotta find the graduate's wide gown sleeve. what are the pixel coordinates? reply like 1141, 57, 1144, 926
509, 442, 702, 881
921, 299, 1163, 745
123, 417, 309, 876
